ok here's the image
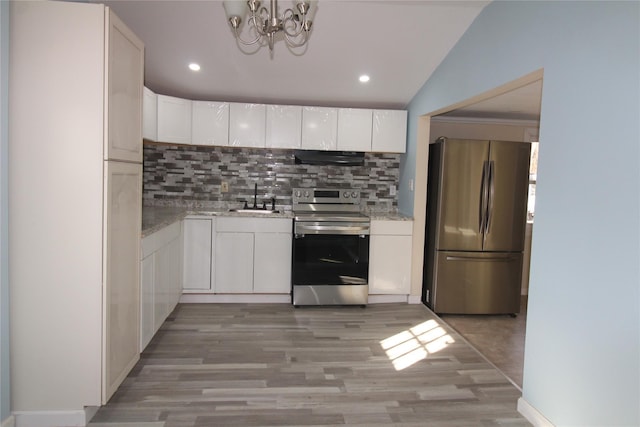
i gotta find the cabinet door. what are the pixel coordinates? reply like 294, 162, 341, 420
229, 103, 266, 147
337, 108, 372, 151
140, 254, 155, 351
183, 218, 213, 290
105, 9, 144, 162
103, 161, 141, 402
266, 105, 302, 149
254, 232, 292, 293
369, 235, 412, 294
372, 110, 407, 153
142, 87, 157, 141
301, 106, 337, 150
157, 95, 192, 144
155, 234, 182, 330
215, 232, 254, 293
192, 101, 229, 146
166, 231, 184, 310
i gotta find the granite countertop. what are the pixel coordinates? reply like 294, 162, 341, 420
367, 212, 414, 221
142, 205, 294, 237
142, 206, 189, 237
142, 205, 413, 237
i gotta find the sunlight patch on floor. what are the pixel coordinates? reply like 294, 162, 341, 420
380, 319, 455, 370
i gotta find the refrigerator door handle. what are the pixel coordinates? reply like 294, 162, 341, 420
446, 255, 517, 262
485, 160, 495, 235
479, 161, 489, 233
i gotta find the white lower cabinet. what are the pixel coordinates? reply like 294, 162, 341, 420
215, 216, 292, 294
369, 219, 413, 295
140, 221, 183, 351
254, 232, 292, 293
183, 217, 215, 290
140, 254, 155, 350
215, 232, 254, 293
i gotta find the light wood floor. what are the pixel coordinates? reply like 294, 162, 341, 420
90, 303, 531, 426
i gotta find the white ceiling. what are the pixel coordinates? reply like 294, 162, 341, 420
99, 0, 542, 119
99, 0, 492, 110
438, 79, 543, 121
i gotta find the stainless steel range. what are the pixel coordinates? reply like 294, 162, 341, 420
291, 188, 370, 306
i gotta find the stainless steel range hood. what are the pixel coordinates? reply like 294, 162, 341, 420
294, 150, 365, 166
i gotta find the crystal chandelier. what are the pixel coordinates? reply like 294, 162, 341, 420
223, 0, 318, 54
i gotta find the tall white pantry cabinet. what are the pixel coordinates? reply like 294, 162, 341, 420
9, 1, 144, 423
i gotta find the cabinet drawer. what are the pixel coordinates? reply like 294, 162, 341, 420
371, 219, 413, 236
217, 216, 292, 233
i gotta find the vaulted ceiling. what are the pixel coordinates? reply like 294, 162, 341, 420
100, 0, 541, 119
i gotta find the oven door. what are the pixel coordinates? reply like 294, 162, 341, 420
292, 222, 370, 306
293, 232, 369, 286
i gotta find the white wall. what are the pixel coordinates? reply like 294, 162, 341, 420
0, 1, 9, 423
402, 2, 639, 426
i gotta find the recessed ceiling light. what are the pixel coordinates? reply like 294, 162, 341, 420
188, 63, 201, 71
359, 74, 370, 83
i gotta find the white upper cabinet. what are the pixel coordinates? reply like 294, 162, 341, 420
106, 10, 144, 162
192, 101, 229, 146
229, 102, 266, 148
266, 105, 302, 149
301, 106, 338, 150
337, 108, 373, 152
372, 110, 408, 153
142, 87, 157, 141
157, 95, 192, 144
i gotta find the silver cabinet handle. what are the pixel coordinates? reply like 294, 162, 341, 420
294, 223, 370, 235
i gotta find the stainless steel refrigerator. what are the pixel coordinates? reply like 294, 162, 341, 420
423, 137, 531, 315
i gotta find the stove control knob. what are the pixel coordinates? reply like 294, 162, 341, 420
343, 192, 350, 198
351, 191, 358, 199
303, 191, 310, 198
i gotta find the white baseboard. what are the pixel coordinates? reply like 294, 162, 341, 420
179, 294, 417, 305
517, 397, 555, 427
1, 415, 15, 427
180, 294, 291, 304
407, 295, 422, 304
13, 410, 89, 427
367, 294, 408, 304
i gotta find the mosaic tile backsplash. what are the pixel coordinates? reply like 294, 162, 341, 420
143, 143, 400, 212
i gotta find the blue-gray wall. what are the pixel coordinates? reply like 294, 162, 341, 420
0, 0, 9, 423
401, 1, 639, 425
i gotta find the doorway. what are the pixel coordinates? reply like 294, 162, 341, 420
414, 75, 543, 389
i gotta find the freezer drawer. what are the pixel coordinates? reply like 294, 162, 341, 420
430, 251, 523, 315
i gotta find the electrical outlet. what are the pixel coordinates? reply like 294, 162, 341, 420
221, 181, 229, 193
390, 184, 397, 196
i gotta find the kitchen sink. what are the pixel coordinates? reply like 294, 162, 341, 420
229, 209, 280, 214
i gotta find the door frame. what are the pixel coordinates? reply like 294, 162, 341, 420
410, 69, 544, 298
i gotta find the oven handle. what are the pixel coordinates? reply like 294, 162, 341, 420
294, 223, 370, 236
